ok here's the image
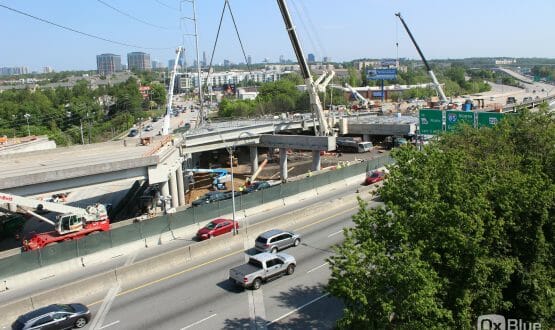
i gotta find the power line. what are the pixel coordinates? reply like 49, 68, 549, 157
0, 3, 172, 50
96, 0, 178, 30
153, 0, 179, 11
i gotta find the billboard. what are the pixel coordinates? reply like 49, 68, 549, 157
367, 68, 397, 80
419, 109, 443, 134
477, 112, 505, 128
446, 111, 474, 131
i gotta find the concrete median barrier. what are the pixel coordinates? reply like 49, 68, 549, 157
0, 297, 34, 327
0, 270, 117, 326
115, 245, 192, 285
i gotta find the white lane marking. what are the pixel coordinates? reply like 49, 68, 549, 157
180, 314, 217, 330
307, 262, 329, 274
327, 230, 343, 237
89, 284, 121, 330
98, 320, 120, 329
267, 293, 330, 326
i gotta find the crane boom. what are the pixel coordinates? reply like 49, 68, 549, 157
276, 0, 330, 136
395, 12, 448, 104
0, 192, 88, 216
163, 46, 183, 135
345, 83, 369, 106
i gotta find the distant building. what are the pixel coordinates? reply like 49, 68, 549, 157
139, 86, 151, 100
279, 55, 285, 64
127, 52, 151, 71
307, 53, 316, 63
323, 56, 330, 63
224, 59, 231, 67
0, 66, 29, 76
96, 53, 122, 75
43, 66, 54, 73
202, 51, 207, 67
247, 55, 252, 66
151, 59, 164, 69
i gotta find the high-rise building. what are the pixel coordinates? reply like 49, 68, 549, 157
127, 52, 151, 71
279, 55, 285, 64
96, 54, 122, 75
223, 59, 231, 67
247, 55, 252, 65
151, 60, 163, 69
202, 51, 207, 67
307, 53, 316, 63
43, 66, 54, 73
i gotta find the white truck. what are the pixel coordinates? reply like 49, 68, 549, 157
229, 252, 296, 290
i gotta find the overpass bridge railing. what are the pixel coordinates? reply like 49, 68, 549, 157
0, 155, 394, 279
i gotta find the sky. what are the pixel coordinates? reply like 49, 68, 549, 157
1, 0, 554, 72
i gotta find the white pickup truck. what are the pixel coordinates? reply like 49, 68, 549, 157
229, 252, 296, 290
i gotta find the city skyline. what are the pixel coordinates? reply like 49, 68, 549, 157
1, 0, 554, 72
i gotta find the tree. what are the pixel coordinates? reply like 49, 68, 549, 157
328, 110, 555, 329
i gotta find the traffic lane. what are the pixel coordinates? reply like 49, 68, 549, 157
86, 202, 359, 329
87, 251, 249, 330
267, 294, 343, 330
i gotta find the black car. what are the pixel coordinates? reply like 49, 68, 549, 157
12, 303, 91, 330
192, 191, 228, 207
243, 181, 271, 194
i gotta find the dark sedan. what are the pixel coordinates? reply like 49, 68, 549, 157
12, 303, 91, 330
242, 181, 271, 194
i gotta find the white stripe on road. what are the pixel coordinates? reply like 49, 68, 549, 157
327, 230, 343, 237
98, 320, 120, 329
181, 314, 217, 330
89, 284, 121, 330
267, 293, 331, 326
307, 262, 329, 274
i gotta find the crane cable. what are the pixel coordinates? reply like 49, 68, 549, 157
96, 0, 178, 30
205, 0, 251, 91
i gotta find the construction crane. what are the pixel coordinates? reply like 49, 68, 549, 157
395, 12, 448, 104
345, 83, 372, 109
163, 46, 183, 135
276, 0, 330, 136
0, 192, 110, 250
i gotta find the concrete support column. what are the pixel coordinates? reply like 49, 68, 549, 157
363, 134, 370, 142
169, 170, 179, 209
161, 180, 170, 204
176, 166, 185, 206
279, 148, 288, 182
311, 150, 321, 171
249, 146, 258, 175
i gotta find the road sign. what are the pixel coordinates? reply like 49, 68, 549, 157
477, 112, 505, 128
446, 111, 474, 131
419, 109, 443, 134
367, 68, 397, 80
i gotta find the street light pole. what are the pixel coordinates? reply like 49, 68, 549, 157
229, 150, 237, 235
24, 113, 31, 136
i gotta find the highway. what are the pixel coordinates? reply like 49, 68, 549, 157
81, 197, 370, 330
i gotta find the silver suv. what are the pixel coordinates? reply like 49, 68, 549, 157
255, 229, 301, 253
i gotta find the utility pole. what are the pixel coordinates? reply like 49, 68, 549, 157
80, 120, 85, 145
24, 113, 31, 136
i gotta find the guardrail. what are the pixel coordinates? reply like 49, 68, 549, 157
0, 155, 393, 280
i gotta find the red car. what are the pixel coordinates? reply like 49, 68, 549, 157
196, 218, 239, 240
365, 170, 386, 185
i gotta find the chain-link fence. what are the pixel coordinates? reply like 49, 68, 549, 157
0, 155, 394, 279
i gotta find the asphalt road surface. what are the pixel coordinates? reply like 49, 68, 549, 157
80, 198, 370, 330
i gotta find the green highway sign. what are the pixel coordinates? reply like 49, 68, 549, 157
446, 111, 474, 131
477, 112, 505, 128
419, 109, 443, 134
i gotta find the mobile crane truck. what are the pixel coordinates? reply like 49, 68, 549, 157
0, 192, 110, 250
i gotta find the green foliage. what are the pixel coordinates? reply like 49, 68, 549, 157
0, 74, 155, 144
328, 110, 555, 329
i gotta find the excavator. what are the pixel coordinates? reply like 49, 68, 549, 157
0, 192, 110, 250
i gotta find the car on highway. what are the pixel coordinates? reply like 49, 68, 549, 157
229, 252, 296, 290
144, 124, 154, 131
365, 170, 386, 185
127, 128, 138, 137
242, 181, 271, 194
255, 229, 301, 253
196, 218, 239, 240
12, 303, 91, 330
191, 191, 239, 207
